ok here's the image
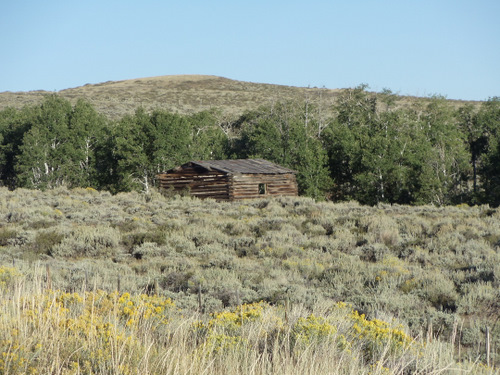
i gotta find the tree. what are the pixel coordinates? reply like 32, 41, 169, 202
456, 106, 476, 193
478, 97, 500, 206
0, 106, 37, 188
235, 101, 331, 199
335, 84, 377, 128
110, 108, 155, 192
16, 95, 74, 189
150, 110, 192, 174
324, 85, 385, 204
324, 106, 429, 205
324, 88, 471, 205
110, 108, 193, 192
189, 111, 229, 160
68, 99, 108, 188
13, 96, 110, 190
481, 134, 500, 206
418, 96, 471, 205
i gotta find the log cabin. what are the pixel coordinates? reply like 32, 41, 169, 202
156, 159, 298, 201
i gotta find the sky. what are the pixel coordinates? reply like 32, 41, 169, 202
1, 0, 498, 101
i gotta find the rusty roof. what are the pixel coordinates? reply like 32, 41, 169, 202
175, 159, 296, 175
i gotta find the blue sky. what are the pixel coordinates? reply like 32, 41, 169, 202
1, 0, 498, 100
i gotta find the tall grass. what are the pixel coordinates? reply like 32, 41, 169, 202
0, 267, 495, 374
0, 187, 499, 373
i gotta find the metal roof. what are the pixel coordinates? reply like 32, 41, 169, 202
181, 159, 296, 174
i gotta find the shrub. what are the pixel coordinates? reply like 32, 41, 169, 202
358, 215, 400, 247
421, 272, 458, 311
458, 282, 499, 316
291, 314, 336, 347
132, 242, 171, 259
160, 270, 195, 293
123, 227, 168, 251
51, 225, 120, 257
0, 266, 20, 289
0, 228, 17, 246
29, 220, 57, 230
348, 309, 414, 361
455, 239, 495, 266
1, 188, 499, 368
32, 230, 65, 256
358, 243, 389, 262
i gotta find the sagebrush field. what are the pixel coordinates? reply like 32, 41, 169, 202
0, 187, 499, 374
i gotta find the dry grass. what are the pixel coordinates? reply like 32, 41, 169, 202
0, 269, 495, 374
0, 75, 481, 120
0, 187, 499, 373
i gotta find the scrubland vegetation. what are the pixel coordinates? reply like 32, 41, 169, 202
1, 78, 499, 373
1, 187, 499, 373
1, 87, 499, 205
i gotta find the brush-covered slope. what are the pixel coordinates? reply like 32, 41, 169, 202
0, 75, 342, 119
0, 75, 478, 120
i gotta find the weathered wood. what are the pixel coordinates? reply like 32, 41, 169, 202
157, 159, 298, 201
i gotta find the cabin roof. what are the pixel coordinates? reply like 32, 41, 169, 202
170, 159, 296, 175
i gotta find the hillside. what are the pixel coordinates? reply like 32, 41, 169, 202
0, 75, 480, 120
0, 188, 498, 373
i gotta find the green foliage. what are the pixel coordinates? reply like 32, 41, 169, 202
235, 101, 332, 199
7, 96, 108, 190
0, 227, 17, 246
51, 225, 120, 258
0, 106, 37, 188
109, 108, 194, 192
67, 99, 108, 187
15, 95, 73, 189
0, 91, 499, 204
479, 97, 500, 206
32, 230, 65, 256
188, 110, 229, 160
324, 88, 473, 205
482, 134, 500, 206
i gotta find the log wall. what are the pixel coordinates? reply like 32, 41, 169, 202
231, 173, 298, 200
157, 167, 298, 201
157, 167, 231, 200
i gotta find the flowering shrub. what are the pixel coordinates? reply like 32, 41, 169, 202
209, 302, 263, 328
291, 314, 336, 347
190, 299, 419, 370
5, 288, 175, 374
1, 188, 499, 371
0, 331, 29, 374
0, 266, 20, 290
118, 292, 175, 326
192, 302, 264, 354
0, 280, 494, 374
349, 309, 414, 360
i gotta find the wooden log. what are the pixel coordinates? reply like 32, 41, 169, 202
158, 169, 297, 200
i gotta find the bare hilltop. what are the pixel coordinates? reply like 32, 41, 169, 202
0, 75, 479, 120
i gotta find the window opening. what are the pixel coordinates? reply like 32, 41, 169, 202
258, 183, 267, 195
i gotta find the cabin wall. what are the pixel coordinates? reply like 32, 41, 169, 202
231, 173, 298, 200
157, 167, 231, 200
158, 167, 298, 201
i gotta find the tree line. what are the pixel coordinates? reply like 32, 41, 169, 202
0, 87, 499, 206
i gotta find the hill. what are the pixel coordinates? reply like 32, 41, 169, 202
0, 75, 480, 120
